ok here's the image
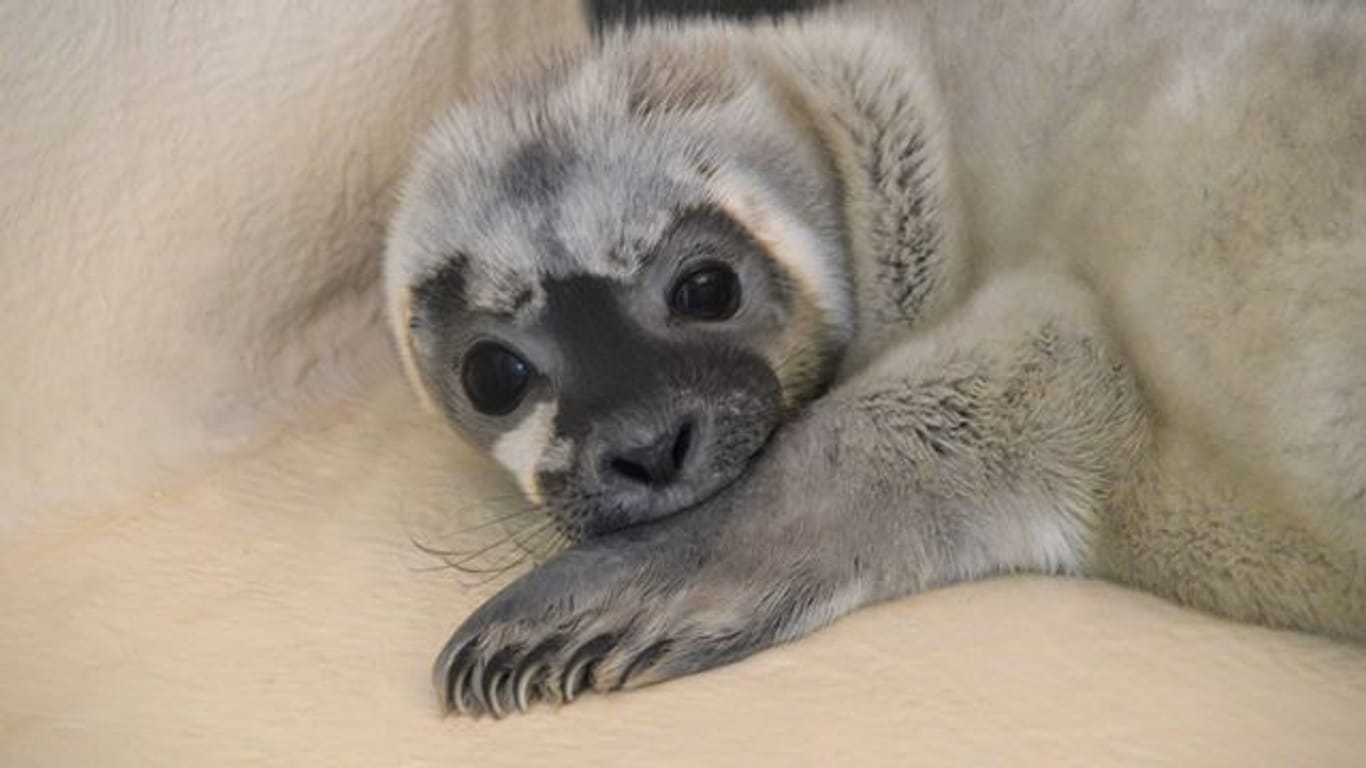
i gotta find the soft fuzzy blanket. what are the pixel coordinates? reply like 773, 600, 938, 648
3, 3, 1364, 766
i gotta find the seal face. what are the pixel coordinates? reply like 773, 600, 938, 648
386, 38, 850, 541
410, 205, 791, 539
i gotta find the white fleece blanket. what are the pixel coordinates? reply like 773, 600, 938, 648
3, 3, 1364, 766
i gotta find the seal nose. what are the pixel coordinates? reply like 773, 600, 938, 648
606, 418, 694, 488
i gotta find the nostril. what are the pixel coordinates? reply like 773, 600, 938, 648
609, 457, 653, 486
671, 419, 694, 470
605, 418, 695, 489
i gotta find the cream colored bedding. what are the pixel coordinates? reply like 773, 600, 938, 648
3, 3, 1364, 766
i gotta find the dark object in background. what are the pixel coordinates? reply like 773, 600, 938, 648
585, 0, 829, 34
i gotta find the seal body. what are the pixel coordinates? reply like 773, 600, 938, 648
384, 0, 1366, 717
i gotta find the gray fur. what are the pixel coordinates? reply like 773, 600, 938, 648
384, 0, 1366, 718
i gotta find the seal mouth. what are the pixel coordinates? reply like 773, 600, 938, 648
544, 418, 780, 542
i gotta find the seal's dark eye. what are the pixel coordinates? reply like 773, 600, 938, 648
670, 263, 740, 321
461, 341, 532, 416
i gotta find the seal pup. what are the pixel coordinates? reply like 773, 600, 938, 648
384, 0, 1366, 717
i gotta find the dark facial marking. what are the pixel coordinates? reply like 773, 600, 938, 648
498, 141, 574, 207
510, 287, 534, 314
539, 275, 676, 435
535, 274, 783, 538
537, 273, 778, 435
412, 253, 469, 320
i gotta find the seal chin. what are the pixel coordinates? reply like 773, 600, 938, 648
579, 474, 733, 539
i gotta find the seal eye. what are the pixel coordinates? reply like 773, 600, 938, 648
670, 263, 740, 321
461, 341, 532, 416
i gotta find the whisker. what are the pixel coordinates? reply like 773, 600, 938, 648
538, 529, 574, 562
445, 515, 556, 565
468, 491, 536, 506
463, 566, 524, 589
515, 521, 571, 563
448, 504, 544, 535
406, 483, 576, 585
508, 521, 553, 561
410, 515, 539, 565
446, 520, 551, 568
445, 523, 562, 587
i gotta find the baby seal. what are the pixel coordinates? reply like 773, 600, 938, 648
384, 0, 1366, 717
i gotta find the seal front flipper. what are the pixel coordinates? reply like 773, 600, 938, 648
432, 491, 825, 717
